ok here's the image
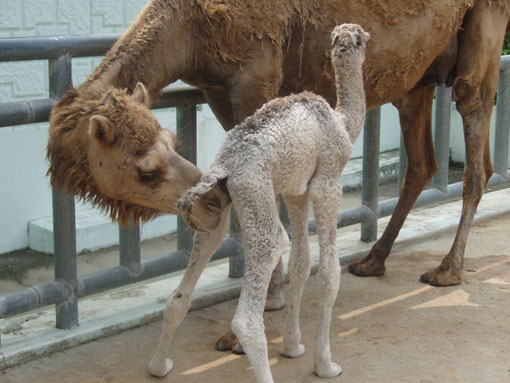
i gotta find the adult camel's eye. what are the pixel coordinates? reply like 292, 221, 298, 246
134, 149, 147, 157
138, 170, 156, 183
136, 165, 164, 187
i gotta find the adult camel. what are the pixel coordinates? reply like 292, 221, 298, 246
47, 0, 509, 354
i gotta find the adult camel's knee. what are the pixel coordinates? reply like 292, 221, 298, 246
453, 77, 484, 116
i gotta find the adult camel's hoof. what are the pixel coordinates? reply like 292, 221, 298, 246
315, 362, 343, 378
148, 357, 174, 378
420, 264, 462, 286
348, 254, 386, 277
215, 329, 245, 354
231, 340, 244, 354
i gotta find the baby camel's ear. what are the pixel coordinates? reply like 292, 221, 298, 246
132, 82, 150, 107
89, 115, 115, 147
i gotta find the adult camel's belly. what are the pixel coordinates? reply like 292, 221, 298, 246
280, 0, 473, 109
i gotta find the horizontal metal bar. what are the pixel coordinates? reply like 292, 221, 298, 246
78, 238, 242, 298
379, 171, 510, 219
0, 34, 119, 62
155, 86, 206, 109
308, 205, 375, 234
0, 238, 242, 318
0, 281, 66, 319
500, 55, 510, 71
0, 98, 55, 128
0, 86, 205, 129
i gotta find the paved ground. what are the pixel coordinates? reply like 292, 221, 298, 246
2, 212, 509, 383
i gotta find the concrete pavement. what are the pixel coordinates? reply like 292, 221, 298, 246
1, 190, 510, 382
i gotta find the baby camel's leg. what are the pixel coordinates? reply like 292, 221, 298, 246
265, 196, 286, 311
280, 192, 310, 358
310, 177, 343, 378
230, 180, 289, 383
148, 206, 231, 377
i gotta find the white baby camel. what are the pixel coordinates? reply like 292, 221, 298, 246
148, 23, 370, 382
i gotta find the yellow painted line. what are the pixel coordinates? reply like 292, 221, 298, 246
339, 258, 509, 320
473, 258, 510, 274
338, 286, 434, 320
337, 327, 358, 337
181, 354, 242, 376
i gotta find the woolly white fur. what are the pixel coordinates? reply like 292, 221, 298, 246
149, 24, 370, 382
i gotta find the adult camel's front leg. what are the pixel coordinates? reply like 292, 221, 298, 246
215, 45, 286, 354
349, 85, 437, 277
209, 46, 286, 311
228, 41, 284, 124
148, 206, 231, 377
202, 89, 236, 131
420, 2, 508, 286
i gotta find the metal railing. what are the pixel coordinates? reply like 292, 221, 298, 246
0, 33, 509, 347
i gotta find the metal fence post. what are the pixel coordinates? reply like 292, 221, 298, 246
228, 210, 245, 277
361, 108, 381, 242
494, 68, 510, 177
50, 54, 79, 329
176, 105, 197, 252
432, 86, 452, 193
119, 218, 141, 273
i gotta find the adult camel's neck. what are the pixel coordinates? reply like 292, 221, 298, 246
81, 0, 193, 98
333, 54, 366, 144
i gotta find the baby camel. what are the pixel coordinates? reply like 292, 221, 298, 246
148, 24, 369, 382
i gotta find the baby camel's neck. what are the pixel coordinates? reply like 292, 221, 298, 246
333, 55, 366, 144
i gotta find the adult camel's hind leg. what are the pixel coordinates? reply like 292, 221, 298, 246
214, 45, 286, 354
349, 85, 437, 277
420, 2, 509, 286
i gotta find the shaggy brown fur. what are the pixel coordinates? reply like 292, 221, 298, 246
48, 88, 162, 224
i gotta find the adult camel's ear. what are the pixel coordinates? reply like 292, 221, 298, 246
89, 115, 115, 146
331, 32, 339, 46
132, 82, 150, 107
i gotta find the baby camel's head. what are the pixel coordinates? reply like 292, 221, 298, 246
330, 23, 370, 62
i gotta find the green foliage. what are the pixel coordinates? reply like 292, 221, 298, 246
503, 33, 510, 55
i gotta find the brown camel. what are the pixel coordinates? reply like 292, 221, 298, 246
47, 0, 509, 352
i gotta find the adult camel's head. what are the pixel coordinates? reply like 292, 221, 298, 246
47, 83, 227, 230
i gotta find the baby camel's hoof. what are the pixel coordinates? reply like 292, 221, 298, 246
148, 357, 174, 378
315, 362, 343, 378
280, 343, 305, 358
264, 291, 286, 311
420, 265, 462, 286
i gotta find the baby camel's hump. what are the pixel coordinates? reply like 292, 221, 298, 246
267, 95, 351, 196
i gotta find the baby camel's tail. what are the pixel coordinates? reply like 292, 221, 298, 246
177, 166, 228, 215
